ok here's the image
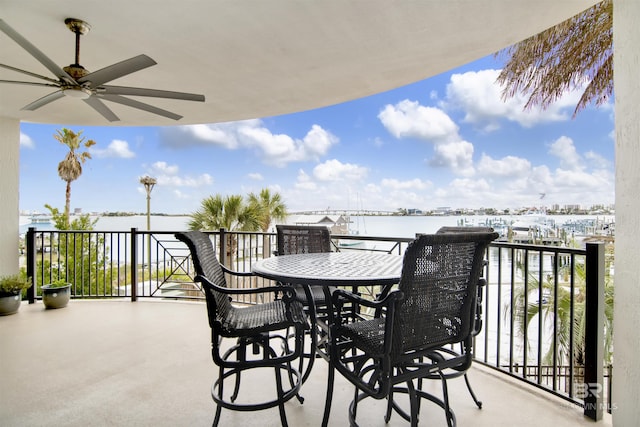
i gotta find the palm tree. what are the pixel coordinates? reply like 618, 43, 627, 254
188, 194, 261, 265
248, 188, 288, 258
247, 188, 288, 232
54, 128, 96, 228
496, 0, 612, 117
506, 248, 614, 369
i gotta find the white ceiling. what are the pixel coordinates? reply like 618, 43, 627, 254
0, 0, 598, 126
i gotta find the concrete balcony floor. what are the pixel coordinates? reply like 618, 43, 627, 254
1, 300, 612, 426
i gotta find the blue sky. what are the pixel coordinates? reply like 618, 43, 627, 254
19, 54, 615, 215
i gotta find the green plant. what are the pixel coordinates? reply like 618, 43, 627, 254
0, 274, 32, 295
46, 279, 70, 288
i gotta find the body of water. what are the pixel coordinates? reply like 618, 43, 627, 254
20, 213, 615, 239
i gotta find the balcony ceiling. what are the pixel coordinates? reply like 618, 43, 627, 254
0, 0, 598, 126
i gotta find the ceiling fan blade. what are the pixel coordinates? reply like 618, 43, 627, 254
0, 63, 61, 84
0, 19, 75, 83
78, 54, 157, 87
0, 79, 59, 88
99, 94, 182, 120
100, 85, 205, 102
21, 91, 65, 111
83, 97, 120, 122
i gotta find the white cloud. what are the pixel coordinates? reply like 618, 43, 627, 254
161, 120, 338, 167
549, 136, 583, 171
378, 100, 459, 143
585, 151, 612, 170
381, 178, 431, 190
20, 132, 34, 149
294, 169, 317, 191
91, 139, 135, 159
313, 159, 368, 182
146, 161, 213, 188
477, 154, 532, 178
430, 140, 475, 176
248, 172, 263, 181
443, 69, 582, 130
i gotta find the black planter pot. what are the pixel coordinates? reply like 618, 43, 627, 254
42, 283, 71, 309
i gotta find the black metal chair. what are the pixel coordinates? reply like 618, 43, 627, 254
275, 224, 337, 377
275, 224, 335, 307
326, 231, 498, 427
175, 231, 306, 427
427, 226, 494, 410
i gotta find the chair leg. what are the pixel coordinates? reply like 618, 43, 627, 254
463, 372, 482, 408
406, 379, 420, 427
212, 365, 225, 427
438, 372, 455, 427
274, 365, 289, 427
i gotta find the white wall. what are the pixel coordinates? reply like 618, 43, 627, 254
613, 0, 640, 424
0, 117, 20, 275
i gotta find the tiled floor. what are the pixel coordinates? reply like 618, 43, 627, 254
0, 300, 611, 426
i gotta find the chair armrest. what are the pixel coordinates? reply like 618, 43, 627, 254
219, 264, 254, 277
195, 274, 297, 299
331, 288, 403, 326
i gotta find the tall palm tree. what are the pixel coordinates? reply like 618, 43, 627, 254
188, 194, 261, 265
496, 0, 612, 117
247, 188, 288, 232
54, 128, 96, 228
248, 188, 288, 258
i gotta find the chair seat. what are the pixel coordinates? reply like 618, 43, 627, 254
292, 284, 336, 306
222, 300, 306, 335
338, 317, 386, 355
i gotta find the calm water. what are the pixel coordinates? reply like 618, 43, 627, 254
20, 213, 614, 238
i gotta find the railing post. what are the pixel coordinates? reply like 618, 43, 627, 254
26, 227, 36, 303
219, 228, 226, 266
131, 228, 138, 302
584, 242, 604, 420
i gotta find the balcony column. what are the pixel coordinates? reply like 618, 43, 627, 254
613, 0, 640, 425
0, 117, 20, 275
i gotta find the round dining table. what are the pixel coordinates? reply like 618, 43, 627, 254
252, 251, 403, 287
252, 251, 403, 426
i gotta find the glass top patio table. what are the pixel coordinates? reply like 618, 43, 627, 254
252, 252, 403, 287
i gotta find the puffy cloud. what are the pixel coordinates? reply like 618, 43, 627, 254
91, 139, 135, 158
477, 154, 531, 178
378, 100, 459, 143
20, 132, 34, 149
247, 172, 263, 181
313, 159, 368, 182
146, 161, 212, 188
430, 140, 475, 176
160, 120, 338, 167
444, 69, 582, 130
549, 136, 583, 171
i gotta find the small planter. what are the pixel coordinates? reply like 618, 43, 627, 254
0, 274, 31, 315
42, 283, 71, 309
0, 293, 22, 316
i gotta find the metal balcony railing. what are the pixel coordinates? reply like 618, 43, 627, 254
22, 227, 609, 420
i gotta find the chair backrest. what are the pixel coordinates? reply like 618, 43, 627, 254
276, 224, 331, 255
435, 226, 493, 337
394, 231, 498, 355
175, 231, 232, 326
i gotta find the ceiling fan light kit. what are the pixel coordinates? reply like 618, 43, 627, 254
0, 17, 205, 122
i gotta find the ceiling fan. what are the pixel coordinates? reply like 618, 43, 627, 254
0, 18, 205, 122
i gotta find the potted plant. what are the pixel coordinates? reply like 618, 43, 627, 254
42, 279, 72, 309
0, 274, 32, 316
